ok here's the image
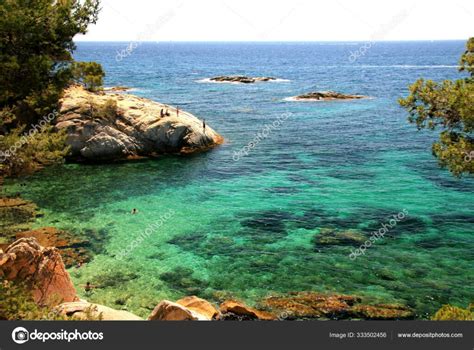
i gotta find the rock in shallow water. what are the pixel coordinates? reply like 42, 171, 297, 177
0, 197, 38, 238
210, 76, 276, 84
291, 91, 369, 101
261, 292, 413, 320
219, 300, 277, 320
15, 227, 92, 268
314, 228, 367, 248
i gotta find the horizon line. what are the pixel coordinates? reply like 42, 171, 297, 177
74, 39, 468, 43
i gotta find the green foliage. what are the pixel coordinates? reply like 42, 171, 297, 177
72, 61, 105, 92
432, 304, 473, 321
79, 99, 119, 120
0, 280, 104, 320
0, 0, 100, 177
0, 124, 70, 177
0, 0, 101, 126
0, 280, 67, 320
460, 37, 474, 77
399, 38, 474, 177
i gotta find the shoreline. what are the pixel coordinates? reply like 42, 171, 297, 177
0, 193, 421, 321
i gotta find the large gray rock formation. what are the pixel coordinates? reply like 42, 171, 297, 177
56, 86, 223, 161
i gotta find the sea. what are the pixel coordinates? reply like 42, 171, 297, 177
4, 41, 473, 318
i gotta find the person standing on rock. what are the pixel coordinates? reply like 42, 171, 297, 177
203, 119, 206, 133
176, 106, 180, 117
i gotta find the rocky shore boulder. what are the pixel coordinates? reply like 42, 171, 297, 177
291, 91, 369, 101
219, 300, 276, 320
56, 85, 223, 161
210, 76, 276, 84
176, 296, 220, 320
57, 301, 143, 320
0, 238, 78, 306
148, 300, 210, 321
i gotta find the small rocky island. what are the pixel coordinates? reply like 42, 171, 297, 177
56, 85, 223, 161
290, 91, 369, 101
209, 76, 277, 84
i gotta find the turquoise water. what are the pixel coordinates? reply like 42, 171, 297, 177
4, 42, 473, 318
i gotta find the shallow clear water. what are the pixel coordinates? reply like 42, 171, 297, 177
4, 42, 474, 318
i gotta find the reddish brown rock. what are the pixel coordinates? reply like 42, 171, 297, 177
261, 292, 413, 320
220, 300, 276, 321
148, 300, 209, 321
176, 296, 220, 320
0, 238, 78, 306
348, 304, 413, 320
263, 292, 359, 319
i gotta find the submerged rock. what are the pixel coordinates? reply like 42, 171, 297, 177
57, 301, 143, 320
349, 304, 414, 320
0, 238, 78, 306
210, 76, 276, 84
56, 85, 223, 161
262, 292, 359, 319
0, 197, 38, 238
291, 91, 369, 101
15, 227, 92, 268
261, 292, 413, 320
314, 228, 367, 247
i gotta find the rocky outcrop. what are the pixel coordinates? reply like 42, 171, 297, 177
176, 296, 220, 320
148, 298, 275, 321
0, 238, 78, 306
261, 292, 413, 320
56, 301, 143, 320
290, 91, 369, 101
56, 85, 223, 161
148, 300, 210, 321
219, 300, 276, 320
210, 76, 276, 84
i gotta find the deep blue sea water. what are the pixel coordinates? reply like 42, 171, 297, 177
5, 41, 473, 318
